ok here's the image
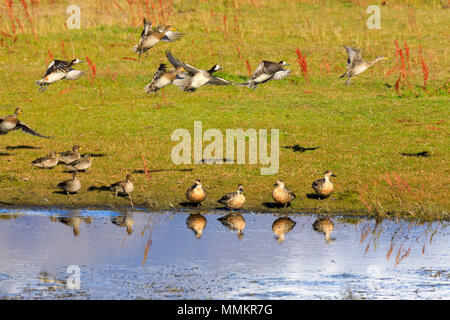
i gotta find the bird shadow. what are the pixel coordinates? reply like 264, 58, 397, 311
0, 201, 14, 205
0, 152, 12, 156
53, 190, 77, 195
400, 151, 431, 157
88, 185, 110, 192
133, 168, 193, 174
283, 144, 319, 153
306, 193, 330, 200
6, 145, 40, 150
262, 202, 292, 209
179, 202, 202, 208
82, 153, 107, 158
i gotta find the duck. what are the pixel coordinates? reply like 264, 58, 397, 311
65, 154, 91, 172
313, 218, 335, 243
340, 46, 388, 85
218, 213, 246, 240
57, 216, 82, 236
312, 171, 336, 198
237, 60, 291, 89
58, 145, 81, 165
110, 174, 134, 206
185, 179, 207, 206
0, 107, 50, 138
57, 172, 81, 195
186, 213, 207, 239
111, 213, 134, 235
35, 58, 84, 92
145, 63, 187, 93
272, 180, 296, 207
218, 184, 246, 210
272, 217, 296, 243
32, 151, 59, 169
133, 19, 183, 57
166, 51, 232, 91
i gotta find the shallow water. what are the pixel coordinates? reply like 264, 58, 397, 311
0, 209, 448, 299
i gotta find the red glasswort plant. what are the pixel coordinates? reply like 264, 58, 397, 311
295, 48, 309, 84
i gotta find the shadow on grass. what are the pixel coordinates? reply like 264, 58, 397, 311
283, 144, 319, 153
6, 145, 40, 150
53, 190, 78, 195
88, 185, 110, 192
262, 202, 291, 209
133, 168, 193, 174
400, 151, 431, 157
306, 193, 330, 200
82, 153, 107, 158
0, 152, 12, 156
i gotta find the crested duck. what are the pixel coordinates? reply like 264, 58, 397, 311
186, 179, 207, 205
272, 180, 296, 206
35, 58, 84, 92
32, 150, 59, 169
57, 172, 81, 195
110, 174, 134, 206
58, 145, 81, 165
65, 154, 92, 172
218, 184, 246, 210
312, 171, 336, 198
0, 107, 50, 138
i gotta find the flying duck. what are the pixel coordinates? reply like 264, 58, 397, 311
313, 218, 335, 243
238, 60, 291, 89
272, 180, 296, 207
272, 217, 296, 243
58, 145, 81, 165
185, 179, 207, 206
0, 107, 50, 138
186, 213, 207, 239
166, 51, 232, 91
35, 58, 84, 92
57, 172, 81, 195
340, 46, 388, 85
218, 213, 246, 240
145, 63, 187, 93
312, 171, 336, 198
65, 154, 91, 172
218, 184, 246, 210
32, 151, 59, 169
111, 213, 134, 235
110, 174, 134, 206
133, 19, 183, 57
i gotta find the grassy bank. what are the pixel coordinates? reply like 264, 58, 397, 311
0, 0, 448, 220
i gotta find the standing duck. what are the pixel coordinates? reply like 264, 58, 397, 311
166, 51, 232, 92
57, 172, 81, 195
32, 151, 59, 169
65, 154, 92, 172
185, 179, 207, 206
340, 46, 388, 85
218, 184, 246, 210
133, 19, 183, 57
186, 213, 207, 239
272, 217, 296, 243
0, 107, 50, 138
58, 145, 81, 165
145, 63, 187, 93
35, 58, 84, 92
218, 213, 246, 240
110, 174, 134, 206
272, 180, 296, 207
312, 171, 336, 198
313, 218, 335, 243
238, 60, 291, 89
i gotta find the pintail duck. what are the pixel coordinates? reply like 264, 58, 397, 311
110, 174, 134, 206
186, 213, 207, 239
58, 145, 81, 165
32, 151, 59, 169
218, 213, 246, 240
0, 107, 50, 138
238, 60, 291, 89
272, 180, 296, 207
166, 51, 232, 92
35, 58, 84, 92
57, 172, 81, 195
340, 46, 388, 85
111, 213, 134, 235
186, 179, 207, 205
312, 171, 336, 198
272, 217, 296, 243
313, 218, 335, 243
145, 63, 186, 93
65, 154, 91, 172
218, 184, 246, 210
133, 19, 183, 57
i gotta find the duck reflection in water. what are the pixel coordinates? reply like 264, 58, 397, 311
312, 218, 335, 244
50, 213, 92, 236
186, 213, 207, 239
218, 213, 246, 240
272, 217, 296, 243
111, 212, 134, 235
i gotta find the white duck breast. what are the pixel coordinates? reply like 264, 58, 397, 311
351, 64, 369, 76
142, 37, 160, 48
253, 73, 272, 83
191, 72, 211, 88
156, 76, 172, 88
0, 121, 16, 131
45, 70, 67, 83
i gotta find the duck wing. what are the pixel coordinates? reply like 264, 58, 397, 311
250, 61, 282, 81
218, 192, 235, 203
207, 76, 232, 86
166, 51, 199, 75
43, 60, 70, 77
161, 30, 184, 42
272, 69, 291, 80
344, 46, 362, 67
141, 19, 153, 38
65, 69, 84, 80
15, 121, 51, 138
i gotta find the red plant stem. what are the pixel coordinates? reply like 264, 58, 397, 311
245, 60, 252, 76
5, 0, 16, 35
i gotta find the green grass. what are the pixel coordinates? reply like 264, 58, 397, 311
0, 0, 448, 219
